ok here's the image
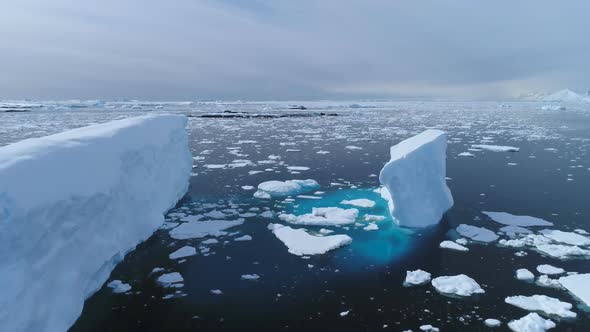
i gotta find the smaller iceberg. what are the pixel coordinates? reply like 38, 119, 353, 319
379, 130, 453, 227
253, 179, 319, 199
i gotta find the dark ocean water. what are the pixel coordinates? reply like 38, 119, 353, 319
3, 101, 589, 331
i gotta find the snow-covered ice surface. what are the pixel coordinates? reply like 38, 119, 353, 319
4, 100, 590, 331
0, 115, 192, 332
379, 129, 453, 227
431, 275, 485, 297
405, 269, 432, 286
559, 274, 590, 307
505, 295, 576, 318
508, 313, 556, 332
268, 223, 352, 256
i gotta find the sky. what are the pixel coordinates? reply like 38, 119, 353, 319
1, 0, 589, 100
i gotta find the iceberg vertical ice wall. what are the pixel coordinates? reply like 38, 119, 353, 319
0, 115, 192, 332
379, 129, 453, 227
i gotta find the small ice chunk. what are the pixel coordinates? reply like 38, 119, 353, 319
505, 295, 576, 318
210, 289, 223, 295
340, 199, 376, 208
508, 313, 555, 332
472, 144, 519, 152
431, 274, 484, 296
419, 324, 439, 331
439, 240, 469, 252
240, 274, 260, 281
536, 275, 562, 289
456, 224, 499, 243
107, 280, 132, 294
363, 223, 379, 231
484, 319, 502, 327
364, 214, 386, 222
169, 219, 244, 240
169, 246, 197, 259
234, 235, 253, 241
405, 269, 432, 286
268, 223, 352, 256
536, 265, 565, 275
516, 269, 535, 281
483, 211, 553, 227
157, 272, 184, 285
339, 310, 350, 317
458, 152, 475, 157
279, 207, 359, 226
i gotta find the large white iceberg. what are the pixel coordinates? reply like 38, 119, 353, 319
0, 115, 192, 332
379, 130, 453, 227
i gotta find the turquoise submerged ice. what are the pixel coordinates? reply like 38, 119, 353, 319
284, 188, 414, 266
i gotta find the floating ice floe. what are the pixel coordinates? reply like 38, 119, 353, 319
505, 295, 576, 319
483, 211, 553, 227
458, 152, 475, 157
559, 273, 590, 307
379, 130, 453, 228
419, 324, 439, 331
169, 219, 244, 240
279, 207, 359, 226
472, 144, 519, 152
501, 225, 533, 237
340, 198, 376, 208
404, 269, 432, 286
439, 240, 469, 252
534, 244, 590, 259
484, 319, 502, 327
456, 224, 499, 243
363, 223, 379, 231
234, 235, 252, 241
539, 229, 590, 246
431, 274, 485, 297
268, 224, 352, 256
516, 269, 535, 281
536, 265, 565, 275
157, 272, 184, 286
508, 313, 555, 332
253, 179, 320, 199
107, 280, 132, 294
240, 274, 260, 281
536, 275, 562, 289
169, 246, 197, 259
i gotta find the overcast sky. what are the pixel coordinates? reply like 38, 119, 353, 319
1, 0, 589, 100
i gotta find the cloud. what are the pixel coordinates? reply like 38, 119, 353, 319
0, 0, 589, 100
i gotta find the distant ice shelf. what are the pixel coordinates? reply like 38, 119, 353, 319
378, 129, 453, 228
0, 115, 192, 332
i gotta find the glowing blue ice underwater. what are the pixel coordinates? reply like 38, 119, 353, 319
283, 188, 418, 266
